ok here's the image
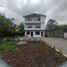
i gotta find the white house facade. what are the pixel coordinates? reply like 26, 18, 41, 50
23, 13, 46, 37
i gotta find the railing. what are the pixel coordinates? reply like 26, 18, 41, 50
24, 28, 45, 30
25, 21, 45, 23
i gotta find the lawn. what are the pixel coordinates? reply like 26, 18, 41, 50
0, 40, 17, 51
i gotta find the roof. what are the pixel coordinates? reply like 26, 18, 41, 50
23, 13, 46, 17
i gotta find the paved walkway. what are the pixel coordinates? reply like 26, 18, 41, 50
42, 38, 67, 55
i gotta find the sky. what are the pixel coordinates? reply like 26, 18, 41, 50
0, 0, 67, 24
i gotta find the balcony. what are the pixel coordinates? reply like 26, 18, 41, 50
25, 21, 44, 24
24, 22, 45, 30
24, 27, 45, 31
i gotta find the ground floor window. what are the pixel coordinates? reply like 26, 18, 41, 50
35, 32, 40, 35
27, 32, 30, 35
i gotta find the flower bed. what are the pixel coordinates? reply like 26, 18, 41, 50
1, 41, 67, 67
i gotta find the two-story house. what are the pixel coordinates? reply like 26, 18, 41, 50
23, 13, 46, 37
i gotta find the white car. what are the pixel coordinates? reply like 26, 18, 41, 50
64, 32, 67, 39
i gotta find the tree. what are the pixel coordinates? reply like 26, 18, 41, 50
59, 24, 67, 32
17, 22, 25, 36
4, 18, 16, 33
46, 19, 59, 31
0, 14, 16, 37
0, 14, 6, 31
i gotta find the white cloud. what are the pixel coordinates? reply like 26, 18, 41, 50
0, 0, 67, 24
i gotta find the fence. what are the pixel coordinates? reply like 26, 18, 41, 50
45, 30, 64, 38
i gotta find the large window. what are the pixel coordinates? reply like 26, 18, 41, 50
38, 18, 41, 21
35, 32, 40, 35
28, 25, 32, 28
35, 25, 40, 28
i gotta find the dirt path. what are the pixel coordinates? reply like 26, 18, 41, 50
42, 38, 67, 55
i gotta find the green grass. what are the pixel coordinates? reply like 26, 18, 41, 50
0, 41, 17, 51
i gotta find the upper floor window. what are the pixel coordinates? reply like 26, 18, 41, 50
38, 18, 40, 21
35, 25, 40, 28
28, 25, 32, 28
25, 18, 32, 21
25, 17, 41, 21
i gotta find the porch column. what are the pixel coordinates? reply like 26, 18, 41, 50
43, 31, 45, 37
25, 31, 27, 36
41, 31, 44, 37
40, 31, 41, 37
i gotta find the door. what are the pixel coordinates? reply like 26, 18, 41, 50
31, 32, 33, 37
41, 32, 43, 37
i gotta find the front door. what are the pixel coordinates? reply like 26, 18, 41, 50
41, 32, 43, 37
31, 32, 33, 37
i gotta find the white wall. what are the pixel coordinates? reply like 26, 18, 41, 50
41, 23, 45, 30
41, 16, 45, 21
24, 22, 46, 30
24, 15, 46, 36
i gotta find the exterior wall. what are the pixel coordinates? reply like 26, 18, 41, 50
25, 17, 41, 21
41, 16, 45, 21
24, 14, 46, 37
25, 16, 46, 21
41, 16, 46, 30
41, 23, 45, 30
24, 22, 45, 31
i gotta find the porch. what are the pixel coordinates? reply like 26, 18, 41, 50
25, 31, 45, 37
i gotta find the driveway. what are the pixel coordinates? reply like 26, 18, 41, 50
42, 38, 67, 55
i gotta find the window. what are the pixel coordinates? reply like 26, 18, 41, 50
25, 18, 28, 21
28, 25, 32, 28
27, 32, 30, 35
38, 18, 40, 21
35, 32, 40, 35
35, 25, 40, 28
28, 18, 32, 21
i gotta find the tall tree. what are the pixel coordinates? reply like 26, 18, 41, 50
59, 24, 67, 32
18, 22, 24, 36
0, 14, 16, 37
46, 19, 59, 30
4, 18, 16, 33
0, 14, 6, 31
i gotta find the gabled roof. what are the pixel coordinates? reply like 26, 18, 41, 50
23, 13, 46, 17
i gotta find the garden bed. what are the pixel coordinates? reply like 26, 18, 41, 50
1, 41, 67, 67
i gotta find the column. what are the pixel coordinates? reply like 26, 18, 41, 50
43, 31, 45, 37
25, 31, 27, 36
40, 31, 41, 37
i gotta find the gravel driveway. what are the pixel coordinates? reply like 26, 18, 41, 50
42, 38, 67, 55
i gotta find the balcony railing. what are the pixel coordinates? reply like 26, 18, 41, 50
25, 21, 44, 23
24, 28, 45, 30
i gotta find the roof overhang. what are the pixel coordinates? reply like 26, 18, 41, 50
23, 13, 46, 18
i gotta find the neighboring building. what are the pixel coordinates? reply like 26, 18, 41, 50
23, 13, 46, 37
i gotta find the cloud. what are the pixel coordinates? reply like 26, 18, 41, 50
0, 0, 67, 24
